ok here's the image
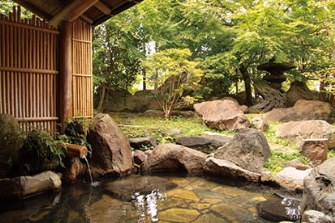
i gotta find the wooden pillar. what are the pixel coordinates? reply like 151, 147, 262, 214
59, 21, 73, 133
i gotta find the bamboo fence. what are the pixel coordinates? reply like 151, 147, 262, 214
0, 6, 59, 135
72, 18, 93, 119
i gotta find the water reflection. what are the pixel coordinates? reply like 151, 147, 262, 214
282, 197, 301, 221
132, 189, 166, 223
0, 175, 287, 223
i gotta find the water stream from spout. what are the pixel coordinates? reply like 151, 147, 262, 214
82, 155, 100, 187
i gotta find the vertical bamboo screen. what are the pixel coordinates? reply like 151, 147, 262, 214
0, 7, 59, 135
72, 18, 93, 118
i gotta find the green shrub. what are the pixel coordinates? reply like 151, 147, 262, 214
19, 130, 65, 174
0, 114, 25, 177
65, 119, 92, 151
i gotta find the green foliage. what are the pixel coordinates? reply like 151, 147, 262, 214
64, 119, 92, 152
92, 0, 335, 104
0, 114, 25, 176
0, 0, 33, 17
263, 150, 309, 176
143, 48, 203, 118
263, 122, 298, 149
19, 130, 65, 174
199, 53, 239, 99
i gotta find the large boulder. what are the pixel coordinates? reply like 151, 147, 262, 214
204, 157, 261, 182
286, 81, 318, 107
213, 128, 271, 173
0, 171, 61, 200
87, 113, 133, 176
175, 135, 232, 154
141, 143, 206, 176
276, 120, 335, 149
193, 98, 250, 131
264, 99, 331, 123
0, 114, 25, 178
301, 158, 335, 222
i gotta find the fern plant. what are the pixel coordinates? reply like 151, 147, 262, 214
19, 129, 65, 174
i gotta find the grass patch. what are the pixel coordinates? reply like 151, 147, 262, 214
263, 122, 298, 150
111, 112, 335, 176
263, 150, 309, 176
110, 113, 234, 144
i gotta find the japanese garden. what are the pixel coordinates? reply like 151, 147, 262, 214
0, 0, 335, 222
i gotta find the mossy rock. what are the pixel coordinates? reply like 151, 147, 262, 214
0, 114, 25, 178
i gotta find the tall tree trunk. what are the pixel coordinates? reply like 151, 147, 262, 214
97, 85, 107, 112
142, 69, 147, 90
240, 66, 253, 106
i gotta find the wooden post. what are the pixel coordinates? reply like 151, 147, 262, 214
59, 21, 73, 133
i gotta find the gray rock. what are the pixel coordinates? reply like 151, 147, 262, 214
301, 158, 335, 222
129, 137, 157, 150
264, 99, 331, 123
213, 128, 271, 173
141, 143, 206, 176
87, 113, 133, 176
276, 120, 335, 149
252, 116, 269, 132
194, 97, 250, 131
302, 210, 333, 223
105, 175, 177, 201
274, 167, 312, 191
175, 135, 231, 154
204, 157, 261, 182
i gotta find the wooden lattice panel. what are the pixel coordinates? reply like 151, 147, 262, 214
0, 6, 59, 135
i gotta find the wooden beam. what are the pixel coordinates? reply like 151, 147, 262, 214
13, 0, 52, 20
94, 1, 112, 15
49, 0, 98, 26
59, 21, 73, 133
80, 15, 93, 24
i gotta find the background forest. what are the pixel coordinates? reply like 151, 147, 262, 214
93, 0, 335, 110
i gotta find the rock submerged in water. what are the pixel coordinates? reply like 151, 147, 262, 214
104, 175, 177, 201
257, 196, 301, 222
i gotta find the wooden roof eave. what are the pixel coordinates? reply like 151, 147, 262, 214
13, 0, 143, 27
